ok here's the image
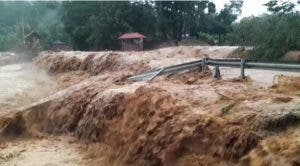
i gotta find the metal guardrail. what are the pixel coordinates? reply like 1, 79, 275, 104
128, 60, 203, 81
128, 58, 300, 81
206, 59, 300, 70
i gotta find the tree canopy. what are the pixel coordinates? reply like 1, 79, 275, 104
0, 1, 243, 51
227, 0, 299, 60
0, 0, 299, 61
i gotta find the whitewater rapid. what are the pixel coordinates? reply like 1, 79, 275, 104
0, 63, 57, 115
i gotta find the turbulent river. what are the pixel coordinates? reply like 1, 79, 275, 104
1, 48, 300, 165
0, 62, 88, 166
0, 63, 57, 115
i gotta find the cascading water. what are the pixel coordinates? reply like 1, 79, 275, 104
0, 62, 57, 115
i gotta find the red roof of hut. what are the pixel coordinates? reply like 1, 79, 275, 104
118, 32, 146, 40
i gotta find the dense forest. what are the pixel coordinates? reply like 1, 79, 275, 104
0, 0, 299, 60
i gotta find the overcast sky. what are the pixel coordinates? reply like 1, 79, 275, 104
212, 0, 300, 20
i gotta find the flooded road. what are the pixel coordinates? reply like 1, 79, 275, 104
215, 67, 300, 87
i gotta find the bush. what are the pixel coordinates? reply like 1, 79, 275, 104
197, 32, 217, 45
227, 13, 300, 61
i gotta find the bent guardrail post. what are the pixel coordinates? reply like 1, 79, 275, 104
202, 57, 207, 73
213, 65, 221, 79
240, 59, 245, 78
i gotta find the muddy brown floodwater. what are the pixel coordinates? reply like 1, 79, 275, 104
0, 136, 85, 166
0, 62, 92, 166
0, 63, 58, 115
0, 46, 300, 166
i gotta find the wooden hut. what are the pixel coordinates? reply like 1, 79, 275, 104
52, 40, 70, 51
118, 32, 146, 51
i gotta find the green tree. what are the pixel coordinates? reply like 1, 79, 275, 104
62, 1, 156, 50
249, 13, 300, 60
264, 0, 295, 14
227, 0, 300, 61
208, 2, 216, 14
86, 2, 131, 50
0, 1, 252, 52
0, 1, 69, 51
155, 1, 220, 43
203, 0, 243, 44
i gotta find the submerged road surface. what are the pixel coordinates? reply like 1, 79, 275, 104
215, 67, 300, 87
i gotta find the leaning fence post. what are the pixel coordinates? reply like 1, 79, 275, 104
202, 57, 207, 72
213, 65, 221, 80
240, 59, 245, 78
